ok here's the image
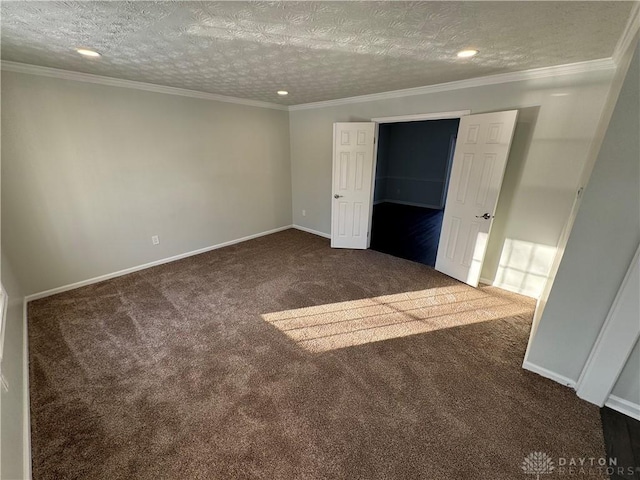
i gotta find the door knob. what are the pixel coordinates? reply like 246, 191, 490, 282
334, 194, 343, 199
475, 213, 493, 220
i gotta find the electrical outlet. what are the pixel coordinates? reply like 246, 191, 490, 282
302, 210, 306, 217
151, 235, 160, 245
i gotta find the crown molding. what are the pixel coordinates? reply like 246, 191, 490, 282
0, 61, 289, 111
2, 56, 618, 113
288, 58, 616, 111
612, 1, 640, 66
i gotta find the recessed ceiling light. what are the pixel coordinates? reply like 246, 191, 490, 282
277, 90, 289, 96
76, 48, 101, 58
457, 49, 479, 58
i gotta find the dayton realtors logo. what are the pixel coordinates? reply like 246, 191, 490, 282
521, 452, 639, 477
522, 452, 555, 479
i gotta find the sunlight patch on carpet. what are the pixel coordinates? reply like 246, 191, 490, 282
262, 286, 533, 352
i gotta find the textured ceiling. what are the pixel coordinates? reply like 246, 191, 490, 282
0, 1, 634, 105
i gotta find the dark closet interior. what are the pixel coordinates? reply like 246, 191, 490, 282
370, 118, 460, 267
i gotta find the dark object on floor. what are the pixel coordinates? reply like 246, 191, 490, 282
370, 202, 444, 267
29, 229, 606, 480
601, 407, 640, 480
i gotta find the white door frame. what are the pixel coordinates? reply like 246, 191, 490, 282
575, 244, 640, 417
371, 110, 471, 124
367, 110, 471, 249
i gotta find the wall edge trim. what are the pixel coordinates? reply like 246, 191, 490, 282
612, 2, 640, 65
575, 244, 640, 405
490, 280, 539, 300
23, 298, 32, 480
2, 57, 618, 114
606, 395, 640, 421
289, 58, 616, 111
0, 61, 289, 111
522, 360, 577, 389
292, 225, 331, 239
371, 110, 471, 123
25, 225, 293, 302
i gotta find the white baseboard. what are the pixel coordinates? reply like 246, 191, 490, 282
523, 361, 640, 420
606, 395, 640, 421
292, 225, 331, 239
23, 299, 32, 480
479, 277, 494, 286
491, 280, 539, 299
25, 225, 293, 302
522, 360, 577, 389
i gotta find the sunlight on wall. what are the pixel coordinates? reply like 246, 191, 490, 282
262, 286, 534, 353
494, 238, 557, 298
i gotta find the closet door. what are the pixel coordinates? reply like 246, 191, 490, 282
435, 110, 518, 286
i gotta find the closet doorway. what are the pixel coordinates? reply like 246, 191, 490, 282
370, 117, 460, 267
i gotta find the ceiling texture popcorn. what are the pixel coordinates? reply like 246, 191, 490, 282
1, 1, 633, 105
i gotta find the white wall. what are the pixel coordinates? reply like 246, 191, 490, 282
526, 41, 639, 387
290, 67, 615, 298
1, 72, 292, 295
0, 255, 27, 480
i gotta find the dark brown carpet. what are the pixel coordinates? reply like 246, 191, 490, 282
28, 229, 606, 480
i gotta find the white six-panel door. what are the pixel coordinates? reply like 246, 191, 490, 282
435, 110, 518, 286
331, 123, 376, 249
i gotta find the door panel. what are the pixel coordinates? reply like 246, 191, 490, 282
435, 111, 518, 286
331, 122, 376, 249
